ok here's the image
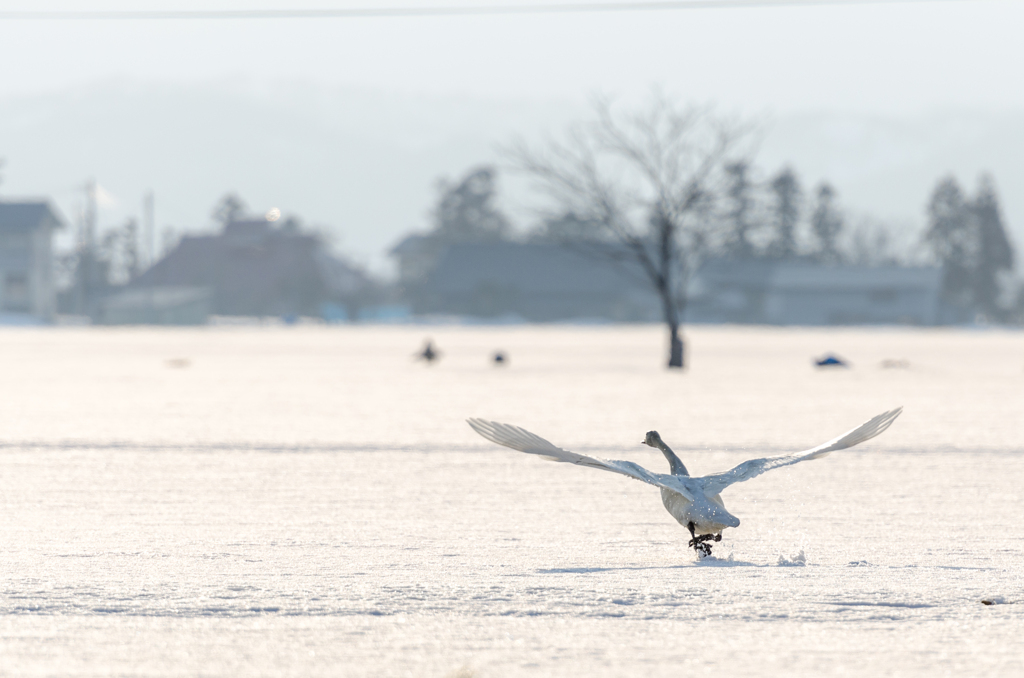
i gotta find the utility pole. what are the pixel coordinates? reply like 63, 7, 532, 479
75, 179, 98, 315
143, 191, 154, 268
84, 179, 96, 252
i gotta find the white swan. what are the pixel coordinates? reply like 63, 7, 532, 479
467, 408, 902, 556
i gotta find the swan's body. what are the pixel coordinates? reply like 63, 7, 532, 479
660, 486, 736, 535
467, 408, 902, 556
641, 428, 737, 536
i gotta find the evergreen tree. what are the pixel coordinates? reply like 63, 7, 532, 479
767, 167, 801, 259
811, 182, 843, 263
924, 176, 974, 308
970, 174, 1015, 317
432, 166, 510, 242
724, 161, 755, 258
212, 193, 247, 225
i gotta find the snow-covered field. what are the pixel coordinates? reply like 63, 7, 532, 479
0, 325, 1021, 677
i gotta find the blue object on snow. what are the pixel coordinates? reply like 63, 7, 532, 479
815, 354, 848, 367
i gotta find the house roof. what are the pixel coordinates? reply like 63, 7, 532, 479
133, 227, 371, 316
0, 201, 64, 232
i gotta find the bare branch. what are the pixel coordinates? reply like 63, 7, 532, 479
505, 93, 755, 367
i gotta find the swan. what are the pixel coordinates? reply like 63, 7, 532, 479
467, 408, 902, 557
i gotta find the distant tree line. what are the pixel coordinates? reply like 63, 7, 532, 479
409, 97, 1020, 361
528, 161, 910, 268
426, 155, 1016, 294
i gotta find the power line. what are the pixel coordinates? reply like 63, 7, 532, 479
0, 0, 967, 21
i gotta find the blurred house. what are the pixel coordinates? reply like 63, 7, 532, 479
393, 238, 943, 325
393, 240, 659, 321
95, 286, 210, 325
390, 234, 440, 292
688, 260, 942, 325
0, 200, 62, 322
128, 218, 376, 321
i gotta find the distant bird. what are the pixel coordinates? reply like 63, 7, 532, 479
815, 354, 848, 367
468, 408, 902, 557
493, 351, 507, 365
416, 340, 440, 364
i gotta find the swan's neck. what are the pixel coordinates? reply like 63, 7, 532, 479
656, 439, 689, 476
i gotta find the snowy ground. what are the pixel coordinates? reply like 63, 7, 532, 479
0, 325, 1022, 677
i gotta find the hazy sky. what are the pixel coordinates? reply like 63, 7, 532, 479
1, 0, 1022, 271
3, 1, 1023, 111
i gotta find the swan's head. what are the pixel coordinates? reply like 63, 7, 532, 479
642, 431, 663, 448
643, 430, 689, 476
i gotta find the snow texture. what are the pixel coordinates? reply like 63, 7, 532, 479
0, 325, 1022, 676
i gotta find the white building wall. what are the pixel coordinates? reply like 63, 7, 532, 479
0, 203, 62, 321
31, 225, 55, 319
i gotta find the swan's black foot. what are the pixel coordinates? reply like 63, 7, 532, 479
686, 526, 719, 557
688, 534, 717, 547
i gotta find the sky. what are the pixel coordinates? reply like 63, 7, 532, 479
0, 0, 1022, 272
2, 0, 1023, 112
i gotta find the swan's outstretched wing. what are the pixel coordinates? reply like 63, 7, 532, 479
698, 407, 903, 497
467, 418, 694, 501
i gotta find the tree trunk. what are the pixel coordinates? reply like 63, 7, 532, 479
668, 323, 685, 368
659, 275, 685, 369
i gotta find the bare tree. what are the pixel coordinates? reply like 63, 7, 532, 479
122, 218, 140, 281
845, 216, 901, 266
508, 96, 749, 368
